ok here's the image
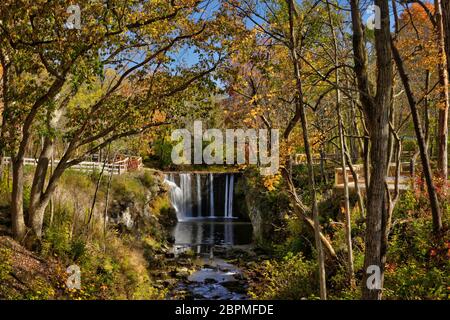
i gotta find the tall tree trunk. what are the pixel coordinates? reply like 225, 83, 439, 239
87, 145, 110, 229
282, 168, 337, 260
391, 41, 443, 235
0, 155, 5, 182
350, 0, 393, 300
28, 136, 53, 238
326, 0, 354, 286
441, 0, 450, 79
424, 70, 431, 149
343, 148, 366, 218
104, 157, 114, 253
11, 158, 26, 240
286, 0, 327, 299
435, 0, 449, 181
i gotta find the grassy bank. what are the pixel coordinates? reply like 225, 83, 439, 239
0, 169, 175, 299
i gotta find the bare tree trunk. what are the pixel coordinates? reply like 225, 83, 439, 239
282, 168, 337, 259
435, 0, 449, 181
0, 154, 4, 182
424, 70, 431, 149
49, 150, 54, 227
385, 129, 401, 248
350, 0, 393, 300
343, 149, 365, 218
28, 136, 53, 238
363, 136, 370, 192
337, 100, 355, 286
326, 0, 354, 286
11, 158, 26, 240
87, 145, 110, 228
441, 0, 450, 88
103, 152, 116, 253
319, 147, 327, 184
392, 41, 443, 235
286, 0, 327, 299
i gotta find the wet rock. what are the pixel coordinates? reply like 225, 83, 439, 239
234, 273, 245, 281
204, 278, 217, 284
221, 280, 248, 294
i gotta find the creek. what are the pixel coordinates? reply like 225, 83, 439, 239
164, 172, 253, 300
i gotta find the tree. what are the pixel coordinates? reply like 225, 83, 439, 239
393, 1, 443, 234
349, 0, 393, 300
0, 0, 223, 241
224, 0, 342, 299
325, 0, 354, 286
433, 0, 450, 181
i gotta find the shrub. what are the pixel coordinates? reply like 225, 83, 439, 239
384, 262, 448, 299
0, 246, 12, 282
139, 170, 156, 189
111, 174, 146, 203
248, 252, 318, 300
384, 190, 450, 300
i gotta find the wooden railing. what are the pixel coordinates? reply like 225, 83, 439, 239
334, 162, 411, 190
2, 155, 143, 175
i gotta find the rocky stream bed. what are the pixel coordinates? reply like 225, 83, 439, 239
149, 245, 267, 300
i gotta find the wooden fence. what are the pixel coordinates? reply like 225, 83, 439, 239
2, 155, 143, 175
334, 162, 411, 191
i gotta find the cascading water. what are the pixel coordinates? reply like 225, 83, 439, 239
196, 174, 202, 216
228, 175, 234, 218
166, 172, 252, 253
164, 172, 236, 219
224, 175, 228, 218
164, 174, 184, 220
209, 173, 215, 217
180, 173, 192, 217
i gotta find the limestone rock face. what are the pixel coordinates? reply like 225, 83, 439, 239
108, 171, 175, 234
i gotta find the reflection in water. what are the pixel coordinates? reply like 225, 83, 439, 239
172, 219, 252, 248
172, 218, 252, 299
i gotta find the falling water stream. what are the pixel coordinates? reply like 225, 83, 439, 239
164, 172, 253, 299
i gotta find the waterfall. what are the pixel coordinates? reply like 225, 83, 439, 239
209, 173, 215, 217
224, 175, 229, 218
228, 174, 234, 218
196, 173, 202, 216
164, 174, 184, 220
165, 172, 236, 220
180, 173, 192, 217
223, 174, 234, 218
164, 173, 193, 220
